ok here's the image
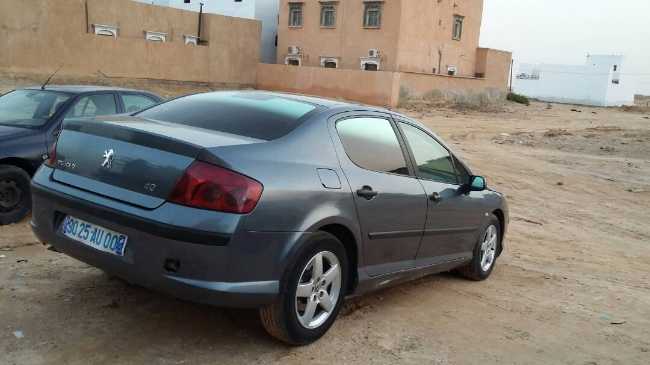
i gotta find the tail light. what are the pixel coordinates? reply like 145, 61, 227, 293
44, 140, 58, 168
169, 161, 263, 214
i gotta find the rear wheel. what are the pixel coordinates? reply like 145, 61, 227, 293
0, 165, 31, 225
260, 232, 348, 345
458, 214, 500, 281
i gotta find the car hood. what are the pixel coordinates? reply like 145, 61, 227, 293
0, 124, 39, 140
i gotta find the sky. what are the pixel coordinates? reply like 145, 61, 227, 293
479, 0, 650, 94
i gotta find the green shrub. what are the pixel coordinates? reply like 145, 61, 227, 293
507, 92, 530, 105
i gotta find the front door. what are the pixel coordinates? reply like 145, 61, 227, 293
333, 115, 427, 277
396, 121, 482, 266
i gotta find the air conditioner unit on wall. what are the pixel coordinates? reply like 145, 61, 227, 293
368, 49, 380, 58
288, 46, 301, 55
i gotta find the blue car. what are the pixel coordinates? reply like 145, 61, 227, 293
0, 85, 162, 224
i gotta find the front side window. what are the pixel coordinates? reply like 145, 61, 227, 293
337, 118, 408, 176
0, 90, 70, 128
321, 4, 336, 27
452, 15, 464, 40
122, 94, 158, 113
66, 94, 117, 118
400, 122, 458, 184
289, 3, 303, 27
363, 2, 382, 28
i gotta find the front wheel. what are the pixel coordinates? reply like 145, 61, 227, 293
260, 232, 348, 345
458, 214, 500, 281
0, 165, 32, 225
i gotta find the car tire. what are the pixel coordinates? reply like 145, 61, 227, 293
457, 214, 501, 281
260, 232, 348, 345
0, 165, 32, 225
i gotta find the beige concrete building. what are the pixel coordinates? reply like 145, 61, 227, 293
0, 0, 261, 86
277, 0, 488, 77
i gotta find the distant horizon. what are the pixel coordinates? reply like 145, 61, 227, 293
480, 0, 650, 95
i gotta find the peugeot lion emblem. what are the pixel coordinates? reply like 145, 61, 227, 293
102, 149, 115, 169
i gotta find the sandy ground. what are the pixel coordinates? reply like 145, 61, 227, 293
1, 83, 649, 364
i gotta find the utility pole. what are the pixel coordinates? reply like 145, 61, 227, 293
184, 0, 204, 42
198, 2, 204, 42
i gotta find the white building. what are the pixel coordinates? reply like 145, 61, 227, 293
513, 55, 635, 107
134, 0, 278, 64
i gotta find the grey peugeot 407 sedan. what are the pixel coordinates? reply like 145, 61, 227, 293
31, 91, 508, 345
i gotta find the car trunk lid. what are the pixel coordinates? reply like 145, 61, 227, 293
52, 116, 262, 209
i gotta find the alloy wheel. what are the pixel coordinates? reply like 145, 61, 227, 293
295, 251, 342, 329
480, 225, 498, 272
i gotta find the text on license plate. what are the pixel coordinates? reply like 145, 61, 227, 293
61, 216, 128, 256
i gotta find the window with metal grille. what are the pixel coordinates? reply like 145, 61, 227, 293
363, 2, 382, 28
289, 3, 303, 27
452, 15, 464, 40
321, 4, 336, 27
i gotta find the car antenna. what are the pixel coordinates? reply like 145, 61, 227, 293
41, 65, 63, 90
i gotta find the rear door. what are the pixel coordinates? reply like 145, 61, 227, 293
332, 113, 428, 277
395, 120, 483, 266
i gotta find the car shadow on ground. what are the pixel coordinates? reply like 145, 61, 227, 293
38, 271, 282, 355
28, 265, 466, 361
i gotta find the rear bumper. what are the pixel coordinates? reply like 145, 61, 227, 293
32, 216, 278, 307
30, 167, 304, 308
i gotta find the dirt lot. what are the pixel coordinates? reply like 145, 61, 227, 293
1, 81, 649, 364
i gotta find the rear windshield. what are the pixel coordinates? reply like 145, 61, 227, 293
0, 90, 71, 128
136, 92, 317, 140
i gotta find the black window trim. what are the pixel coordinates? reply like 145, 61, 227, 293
393, 117, 465, 186
333, 112, 417, 179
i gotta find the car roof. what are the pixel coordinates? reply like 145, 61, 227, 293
21, 85, 155, 95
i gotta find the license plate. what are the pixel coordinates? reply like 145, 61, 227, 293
61, 216, 128, 257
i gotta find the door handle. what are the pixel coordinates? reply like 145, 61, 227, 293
429, 192, 442, 202
356, 186, 378, 200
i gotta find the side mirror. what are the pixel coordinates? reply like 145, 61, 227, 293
470, 176, 487, 191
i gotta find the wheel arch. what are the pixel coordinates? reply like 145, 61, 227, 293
317, 223, 359, 295
0, 158, 38, 177
492, 208, 505, 256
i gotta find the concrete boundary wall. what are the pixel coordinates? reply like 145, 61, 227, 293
0, 0, 261, 86
257, 64, 401, 107
258, 48, 511, 108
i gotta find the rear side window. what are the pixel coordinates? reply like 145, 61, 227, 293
137, 92, 317, 141
399, 122, 458, 184
122, 94, 158, 113
336, 117, 409, 176
67, 94, 117, 118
